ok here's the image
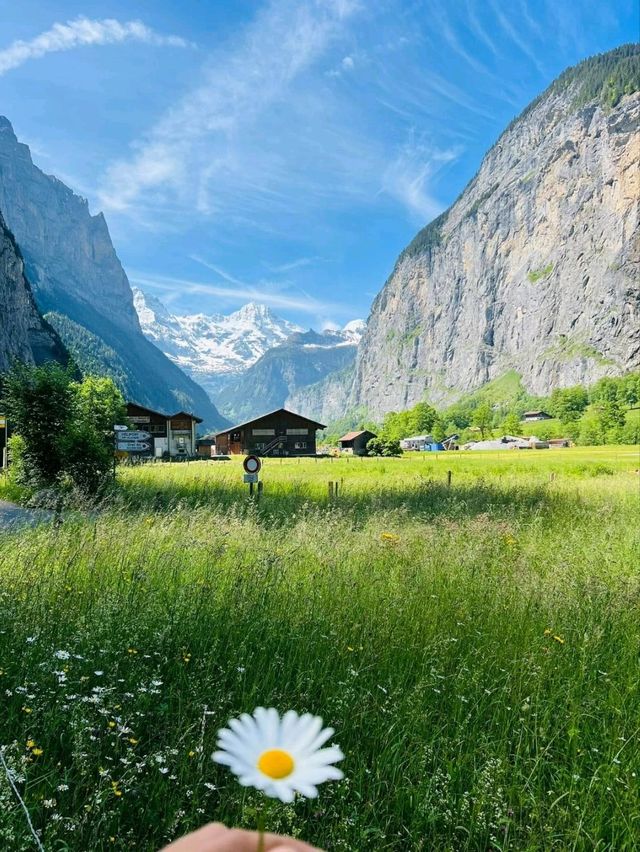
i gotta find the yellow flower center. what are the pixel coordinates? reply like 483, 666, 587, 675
257, 748, 295, 779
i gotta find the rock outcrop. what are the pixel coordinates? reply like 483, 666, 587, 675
347, 45, 640, 419
0, 117, 226, 428
0, 208, 67, 372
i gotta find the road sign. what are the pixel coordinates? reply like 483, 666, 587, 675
113, 424, 129, 431
243, 455, 262, 474
117, 441, 151, 452
243, 472, 259, 483
116, 430, 151, 441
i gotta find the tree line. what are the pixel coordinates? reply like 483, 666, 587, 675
324, 372, 640, 448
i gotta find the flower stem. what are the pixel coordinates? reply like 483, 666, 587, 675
257, 810, 265, 852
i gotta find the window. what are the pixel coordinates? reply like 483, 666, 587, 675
252, 428, 275, 436
254, 442, 265, 450
232, 432, 241, 441
286, 428, 308, 435
294, 441, 307, 449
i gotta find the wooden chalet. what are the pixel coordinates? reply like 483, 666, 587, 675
126, 402, 202, 457
215, 409, 325, 457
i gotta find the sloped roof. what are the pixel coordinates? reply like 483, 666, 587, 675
126, 402, 203, 423
215, 408, 326, 437
339, 430, 375, 441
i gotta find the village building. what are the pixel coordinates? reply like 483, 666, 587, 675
400, 434, 433, 451
338, 430, 376, 455
195, 435, 217, 458
523, 410, 553, 422
126, 402, 202, 457
214, 409, 325, 457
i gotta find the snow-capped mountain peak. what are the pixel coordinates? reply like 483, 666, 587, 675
133, 288, 303, 397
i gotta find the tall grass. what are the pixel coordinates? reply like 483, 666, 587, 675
1, 449, 638, 850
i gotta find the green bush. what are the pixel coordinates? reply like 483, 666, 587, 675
1, 363, 125, 496
367, 437, 402, 456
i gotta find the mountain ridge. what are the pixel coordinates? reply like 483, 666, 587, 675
0, 117, 226, 428
133, 289, 303, 398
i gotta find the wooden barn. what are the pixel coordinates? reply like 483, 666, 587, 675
339, 430, 376, 456
215, 409, 325, 457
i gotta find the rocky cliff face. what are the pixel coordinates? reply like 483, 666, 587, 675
349, 47, 640, 419
0, 209, 67, 372
0, 117, 226, 428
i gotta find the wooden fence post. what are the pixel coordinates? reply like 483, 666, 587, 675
447, 470, 452, 488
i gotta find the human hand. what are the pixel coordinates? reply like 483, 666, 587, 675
160, 822, 324, 852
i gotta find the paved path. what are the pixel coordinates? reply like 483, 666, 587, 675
0, 499, 52, 530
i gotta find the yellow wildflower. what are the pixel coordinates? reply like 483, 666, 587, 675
188, 750, 196, 758
380, 532, 400, 544
543, 628, 552, 636
108, 721, 116, 729
22, 707, 32, 714
26, 739, 36, 749
128, 737, 139, 745
31, 748, 43, 757
553, 635, 565, 644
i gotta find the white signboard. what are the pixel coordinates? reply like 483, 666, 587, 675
243, 472, 259, 483
113, 424, 128, 431
117, 431, 151, 441
117, 441, 151, 452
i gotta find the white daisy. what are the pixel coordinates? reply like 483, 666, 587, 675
212, 707, 344, 803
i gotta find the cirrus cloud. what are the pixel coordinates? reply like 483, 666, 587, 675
0, 17, 192, 76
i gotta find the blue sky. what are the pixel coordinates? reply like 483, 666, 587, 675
1, 1, 638, 329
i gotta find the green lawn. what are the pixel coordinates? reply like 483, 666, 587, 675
1, 448, 639, 850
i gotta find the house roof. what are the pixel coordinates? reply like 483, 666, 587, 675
215, 408, 326, 437
126, 402, 203, 423
170, 410, 203, 424
523, 410, 551, 416
339, 430, 374, 441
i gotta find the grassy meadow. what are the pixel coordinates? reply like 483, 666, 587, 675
1, 447, 639, 850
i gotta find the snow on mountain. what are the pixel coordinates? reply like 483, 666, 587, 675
134, 288, 366, 409
133, 289, 304, 397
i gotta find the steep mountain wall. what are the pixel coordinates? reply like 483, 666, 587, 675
349, 47, 640, 419
0, 117, 226, 428
0, 209, 67, 372
217, 329, 361, 422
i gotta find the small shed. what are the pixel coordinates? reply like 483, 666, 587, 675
196, 435, 217, 458
339, 430, 376, 456
523, 410, 553, 422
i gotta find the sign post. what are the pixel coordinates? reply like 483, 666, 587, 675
112, 426, 152, 477
0, 414, 7, 470
243, 454, 262, 497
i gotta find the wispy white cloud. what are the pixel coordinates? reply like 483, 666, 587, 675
99, 0, 360, 213
130, 271, 338, 315
0, 17, 192, 76
465, 0, 499, 55
382, 137, 460, 222
264, 256, 322, 273
489, 1, 546, 75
